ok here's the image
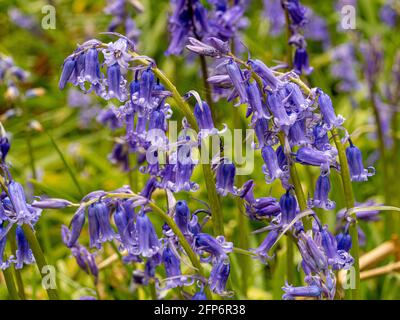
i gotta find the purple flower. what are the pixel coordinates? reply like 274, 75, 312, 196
32, 198, 73, 209
106, 63, 126, 101
194, 100, 216, 133
91, 202, 116, 244
15, 225, 35, 269
192, 289, 207, 300
102, 38, 132, 69
246, 81, 268, 119
285, 0, 307, 26
0, 136, 10, 162
380, 3, 397, 27
175, 200, 190, 235
312, 123, 330, 151
252, 229, 279, 262
194, 233, 232, 260
81, 48, 102, 87
261, 146, 284, 183
295, 146, 337, 173
135, 210, 160, 257
293, 47, 313, 75
66, 208, 86, 247
279, 190, 297, 225
282, 282, 322, 300
267, 89, 297, 131
346, 141, 375, 181
225, 60, 247, 105
336, 232, 352, 252
216, 162, 236, 196
209, 257, 230, 294
309, 174, 335, 210
108, 140, 130, 172
248, 59, 283, 90
317, 89, 344, 129
298, 231, 328, 273
59, 58, 76, 90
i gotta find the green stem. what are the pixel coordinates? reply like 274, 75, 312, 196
232, 107, 250, 297
21, 225, 60, 300
331, 128, 360, 300
199, 55, 215, 118
130, 51, 224, 236
2, 268, 20, 300
9, 228, 26, 299
286, 237, 294, 284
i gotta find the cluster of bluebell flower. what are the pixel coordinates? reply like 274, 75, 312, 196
54, 0, 380, 299
0, 129, 41, 271
186, 31, 376, 299
57, 34, 240, 297
167, 0, 249, 56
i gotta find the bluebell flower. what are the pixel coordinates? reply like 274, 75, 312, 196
102, 38, 132, 69
309, 174, 335, 210
106, 63, 126, 101
88, 203, 101, 249
261, 146, 285, 183
225, 59, 247, 105
252, 229, 279, 262
15, 225, 35, 269
239, 180, 281, 220
380, 2, 398, 27
295, 146, 338, 173
194, 233, 232, 261
161, 244, 193, 289
279, 191, 297, 226
312, 123, 330, 151
174, 143, 198, 193
317, 89, 344, 129
135, 210, 160, 258
59, 57, 76, 90
293, 47, 313, 75
194, 101, 216, 133
298, 230, 329, 273
282, 282, 322, 300
186, 37, 220, 57
113, 201, 135, 250
0, 136, 10, 162
246, 81, 268, 119
288, 119, 309, 146
284, 82, 308, 112
319, 226, 353, 270
336, 231, 352, 252
216, 162, 236, 196
108, 140, 130, 172
284, 0, 307, 26
66, 208, 86, 247
346, 141, 375, 182
89, 201, 116, 245
8, 181, 40, 225
253, 118, 271, 149
175, 200, 190, 236
209, 256, 230, 295
267, 89, 297, 131
80, 48, 102, 89
192, 289, 207, 300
